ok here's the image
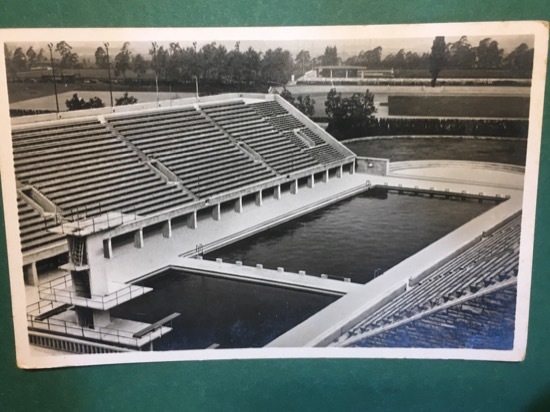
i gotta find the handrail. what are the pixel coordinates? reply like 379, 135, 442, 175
27, 314, 170, 348
38, 273, 151, 309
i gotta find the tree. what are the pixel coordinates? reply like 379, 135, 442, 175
65, 93, 105, 111
115, 92, 138, 106
242, 47, 261, 83
35, 48, 48, 66
429, 36, 446, 87
261, 48, 294, 85
94, 46, 108, 69
12, 47, 28, 72
114, 42, 132, 80
476, 38, 503, 69
132, 53, 148, 82
4, 44, 15, 76
325, 88, 376, 138
503, 43, 534, 75
321, 46, 339, 66
446, 36, 476, 69
227, 42, 245, 82
25, 47, 37, 69
295, 50, 311, 75
55, 41, 79, 74
278, 87, 315, 117
294, 95, 315, 117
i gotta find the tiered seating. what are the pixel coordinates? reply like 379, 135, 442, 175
108, 106, 276, 198
305, 144, 346, 164
13, 119, 192, 221
249, 101, 288, 117
266, 114, 304, 131
349, 284, 517, 349
299, 127, 326, 146
340, 215, 521, 341
250, 101, 327, 147
202, 101, 319, 175
17, 195, 66, 253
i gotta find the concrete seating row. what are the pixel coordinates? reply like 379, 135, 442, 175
14, 120, 193, 226
108, 105, 276, 198
348, 215, 521, 336
17, 195, 66, 253
348, 284, 517, 349
249, 101, 288, 118
202, 102, 320, 175
305, 144, 346, 164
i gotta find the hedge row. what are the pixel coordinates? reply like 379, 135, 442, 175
325, 117, 529, 140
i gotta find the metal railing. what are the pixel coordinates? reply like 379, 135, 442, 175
27, 314, 168, 348
38, 274, 152, 310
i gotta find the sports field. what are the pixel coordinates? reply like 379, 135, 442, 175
345, 136, 527, 166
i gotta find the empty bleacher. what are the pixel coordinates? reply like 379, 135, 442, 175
107, 106, 276, 198
13, 119, 192, 223
338, 214, 521, 343
17, 195, 66, 253
202, 101, 320, 175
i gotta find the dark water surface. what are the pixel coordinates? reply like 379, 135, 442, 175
111, 269, 338, 350
207, 191, 494, 284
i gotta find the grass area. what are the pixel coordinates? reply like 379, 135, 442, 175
345, 137, 527, 166
388, 95, 530, 118
7, 81, 268, 105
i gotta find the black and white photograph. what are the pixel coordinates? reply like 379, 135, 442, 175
0, 22, 547, 369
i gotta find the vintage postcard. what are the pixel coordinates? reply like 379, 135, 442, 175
0, 21, 547, 369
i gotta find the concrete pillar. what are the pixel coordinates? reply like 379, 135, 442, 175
25, 262, 39, 286
346, 69, 349, 78
337, 165, 343, 178
330, 69, 333, 78
255, 190, 263, 206
291, 179, 299, 195
322, 169, 329, 183
349, 161, 356, 175
307, 174, 315, 188
234, 197, 243, 213
93, 310, 111, 328
274, 185, 282, 200
212, 203, 221, 221
162, 219, 172, 239
134, 228, 144, 248
103, 238, 113, 259
187, 211, 197, 229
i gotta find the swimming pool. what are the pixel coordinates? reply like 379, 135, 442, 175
206, 190, 494, 284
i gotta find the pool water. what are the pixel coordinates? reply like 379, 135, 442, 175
206, 190, 494, 284
111, 269, 338, 350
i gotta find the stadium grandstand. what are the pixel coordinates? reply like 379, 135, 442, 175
12, 92, 523, 353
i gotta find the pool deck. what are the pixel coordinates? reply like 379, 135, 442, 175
167, 258, 363, 296
267, 166, 524, 347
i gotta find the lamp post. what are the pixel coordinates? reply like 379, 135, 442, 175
151, 42, 159, 105
193, 75, 199, 101
104, 42, 114, 107
47, 43, 59, 113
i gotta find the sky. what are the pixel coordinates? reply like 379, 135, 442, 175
7, 35, 534, 62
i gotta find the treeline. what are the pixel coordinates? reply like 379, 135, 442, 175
327, 117, 529, 140
344, 37, 534, 76
10, 109, 55, 117
4, 36, 535, 88
4, 41, 300, 87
